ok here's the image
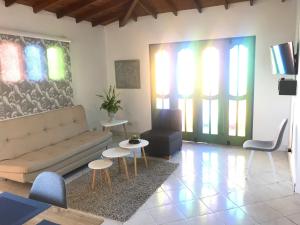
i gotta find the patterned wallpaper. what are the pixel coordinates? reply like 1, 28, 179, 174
0, 33, 73, 120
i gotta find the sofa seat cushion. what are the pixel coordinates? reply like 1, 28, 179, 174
141, 130, 182, 142
0, 131, 111, 174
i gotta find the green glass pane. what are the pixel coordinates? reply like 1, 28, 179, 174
229, 46, 238, 97
238, 45, 248, 96
47, 46, 66, 81
229, 100, 237, 136
238, 100, 247, 137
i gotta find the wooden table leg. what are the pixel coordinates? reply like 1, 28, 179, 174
133, 152, 137, 176
122, 157, 129, 180
105, 169, 112, 193
91, 170, 96, 190
122, 124, 128, 138
142, 147, 148, 168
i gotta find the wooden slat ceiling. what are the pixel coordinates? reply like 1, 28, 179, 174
3, 0, 287, 27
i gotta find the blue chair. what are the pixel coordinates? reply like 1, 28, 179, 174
29, 172, 67, 208
243, 118, 288, 180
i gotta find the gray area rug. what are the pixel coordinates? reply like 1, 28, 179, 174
67, 157, 178, 222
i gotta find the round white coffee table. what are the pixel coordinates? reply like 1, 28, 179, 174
119, 139, 149, 176
102, 147, 130, 180
88, 159, 113, 191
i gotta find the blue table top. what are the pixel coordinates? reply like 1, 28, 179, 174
0, 192, 50, 225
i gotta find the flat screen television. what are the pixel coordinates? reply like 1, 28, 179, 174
270, 42, 297, 75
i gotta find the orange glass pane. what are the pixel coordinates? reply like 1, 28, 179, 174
177, 49, 196, 97
155, 50, 170, 96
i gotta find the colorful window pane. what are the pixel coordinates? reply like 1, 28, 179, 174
202, 47, 220, 96
155, 50, 171, 96
177, 48, 196, 97
156, 97, 169, 109
24, 45, 46, 81
178, 98, 193, 132
238, 100, 247, 137
202, 99, 210, 134
47, 46, 66, 81
0, 41, 25, 82
230, 45, 248, 97
186, 99, 193, 132
229, 100, 237, 136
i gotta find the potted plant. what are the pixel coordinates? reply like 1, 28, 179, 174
97, 85, 122, 121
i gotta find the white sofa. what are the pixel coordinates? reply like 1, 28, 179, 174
0, 105, 112, 183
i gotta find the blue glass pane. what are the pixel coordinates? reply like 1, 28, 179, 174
24, 45, 46, 81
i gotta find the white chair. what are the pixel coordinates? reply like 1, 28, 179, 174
243, 119, 288, 180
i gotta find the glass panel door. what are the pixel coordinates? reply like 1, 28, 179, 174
225, 39, 255, 145
149, 36, 255, 145
176, 48, 196, 138
196, 43, 226, 144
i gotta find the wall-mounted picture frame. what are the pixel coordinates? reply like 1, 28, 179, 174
114, 59, 140, 89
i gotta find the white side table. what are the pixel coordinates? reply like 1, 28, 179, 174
88, 159, 113, 191
101, 120, 128, 138
102, 147, 131, 180
119, 139, 149, 176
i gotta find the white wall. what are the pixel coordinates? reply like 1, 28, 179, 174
104, 0, 297, 148
0, 1, 107, 129
290, 0, 300, 193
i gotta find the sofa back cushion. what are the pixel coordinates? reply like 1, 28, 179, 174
0, 105, 88, 161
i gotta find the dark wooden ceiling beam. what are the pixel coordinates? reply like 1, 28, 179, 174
119, 0, 139, 27
76, 0, 129, 23
138, 0, 157, 19
56, 0, 97, 19
4, 0, 17, 7
33, 0, 61, 13
132, 12, 138, 22
165, 0, 178, 16
93, 11, 125, 27
193, 0, 202, 13
224, 0, 229, 9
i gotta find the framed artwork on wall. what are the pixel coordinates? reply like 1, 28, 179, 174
114, 59, 140, 89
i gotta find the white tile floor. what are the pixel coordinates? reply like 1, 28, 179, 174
0, 140, 298, 225
103, 141, 297, 225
